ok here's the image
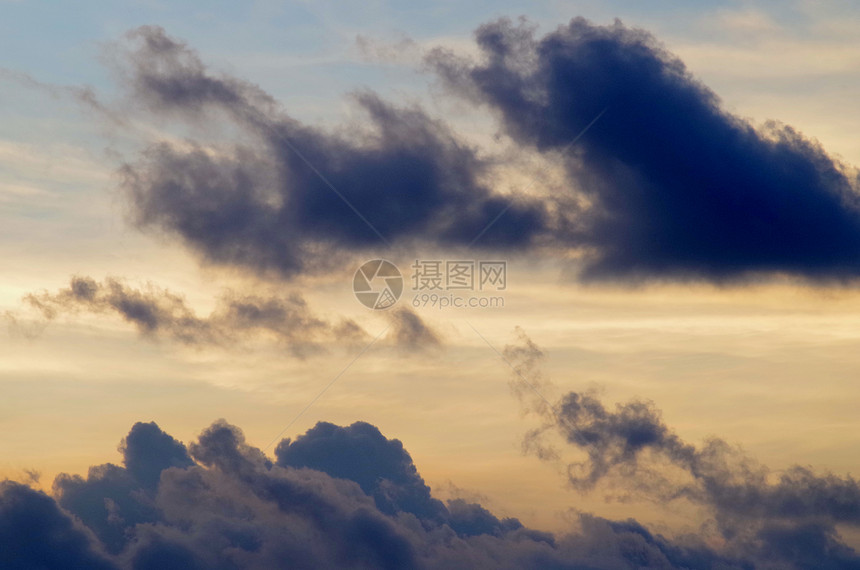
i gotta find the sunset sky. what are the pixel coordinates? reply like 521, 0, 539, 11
3, 1, 860, 568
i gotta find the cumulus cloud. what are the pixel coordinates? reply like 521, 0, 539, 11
504, 329, 860, 569
12, 410, 860, 568
275, 420, 449, 523
429, 17, 860, 282
0, 481, 117, 570
0, 417, 771, 569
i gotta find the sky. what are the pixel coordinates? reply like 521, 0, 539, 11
3, 1, 860, 568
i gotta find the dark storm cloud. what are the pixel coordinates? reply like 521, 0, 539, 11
4, 418, 762, 569
117, 26, 547, 278
120, 421, 195, 490
53, 422, 193, 554
429, 17, 860, 282
22, 276, 369, 355
275, 420, 449, 523
0, 481, 118, 570
54, 463, 160, 555
275, 421, 554, 545
110, 21, 860, 284
756, 522, 860, 570
504, 330, 860, 568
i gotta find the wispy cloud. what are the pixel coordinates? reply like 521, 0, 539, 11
502, 328, 860, 568
17, 276, 366, 357
11, 275, 442, 356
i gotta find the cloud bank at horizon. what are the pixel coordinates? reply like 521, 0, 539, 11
5, 399, 860, 569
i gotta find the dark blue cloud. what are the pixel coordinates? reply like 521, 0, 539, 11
118, 26, 547, 278
54, 464, 159, 555
275, 420, 448, 522
0, 481, 118, 570
0, 417, 767, 569
186, 420, 419, 569
87, 16, 860, 287
603, 518, 751, 570
127, 535, 205, 570
53, 421, 193, 554
757, 523, 860, 570
275, 420, 541, 540
445, 498, 528, 538
121, 421, 195, 490
430, 17, 860, 282
114, 22, 860, 284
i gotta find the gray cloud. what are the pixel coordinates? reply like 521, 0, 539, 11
504, 329, 860, 568
103, 21, 860, 286
355, 34, 421, 65
115, 26, 547, 279
12, 276, 445, 355
0, 66, 125, 126
429, 17, 860, 283
386, 307, 442, 351
0, 481, 118, 570
19, 276, 443, 354
20, 276, 369, 356
1, 417, 765, 569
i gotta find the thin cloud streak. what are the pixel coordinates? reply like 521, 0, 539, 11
10, 276, 443, 357
502, 328, 860, 569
